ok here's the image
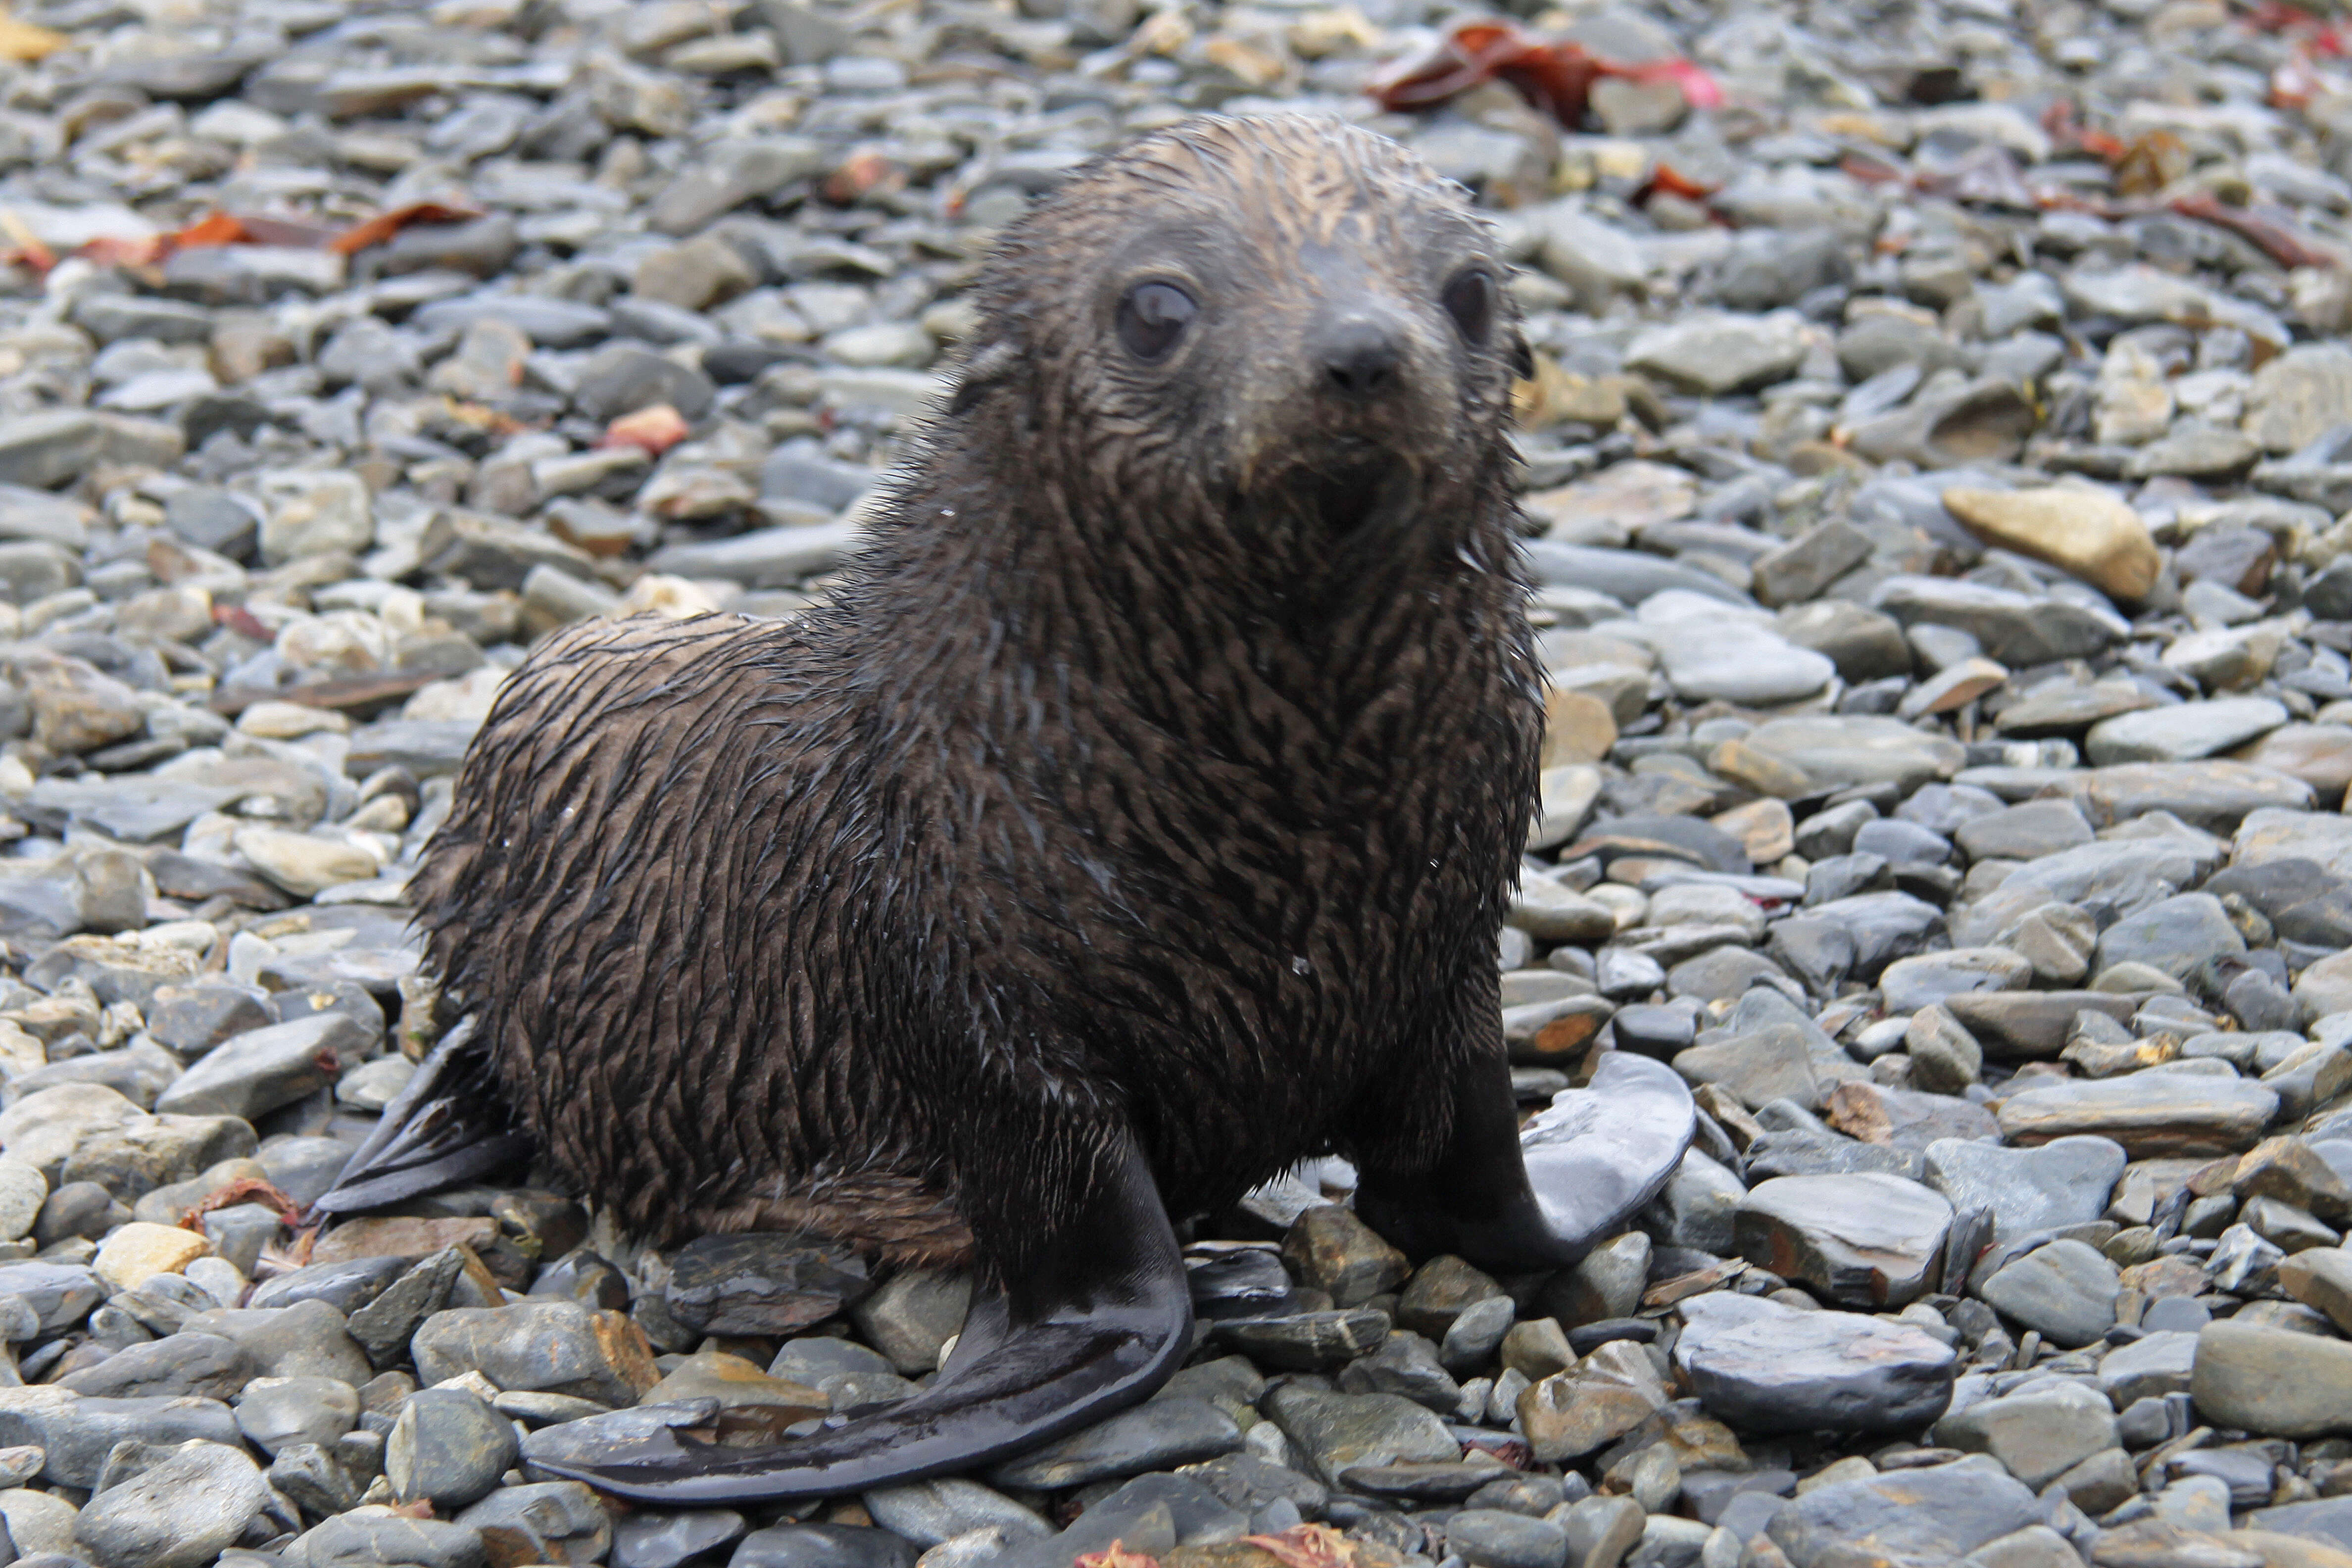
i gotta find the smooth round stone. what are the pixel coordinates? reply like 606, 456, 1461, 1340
1933, 1380, 2120, 1490
862, 1479, 1049, 1549
1611, 1003, 1695, 1059
0, 1489, 80, 1558
730, 1524, 919, 1568
1976, 1239, 2120, 1348
247, 1256, 408, 1314
1518, 1054, 1696, 1260
58, 1331, 252, 1400
614, 1511, 748, 1568
1879, 949, 2032, 1014
1674, 1291, 1956, 1434
235, 1375, 360, 1456
1445, 1508, 1568, 1568
1656, 624, 1834, 706
2098, 1329, 2197, 1407
70, 1439, 269, 1568
2192, 1321, 2352, 1437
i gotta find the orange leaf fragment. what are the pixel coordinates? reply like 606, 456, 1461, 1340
599, 403, 691, 456
1074, 1543, 1162, 1568
330, 202, 484, 256
179, 1176, 303, 1230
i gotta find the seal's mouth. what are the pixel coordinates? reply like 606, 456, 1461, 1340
1301, 459, 1419, 537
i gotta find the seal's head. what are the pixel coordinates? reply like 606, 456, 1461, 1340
948, 114, 1524, 552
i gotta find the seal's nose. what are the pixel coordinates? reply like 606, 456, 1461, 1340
1314, 314, 1405, 401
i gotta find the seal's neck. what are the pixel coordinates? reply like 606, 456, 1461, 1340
839, 429, 1532, 792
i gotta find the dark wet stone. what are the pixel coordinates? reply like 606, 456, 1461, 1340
519, 1400, 722, 1477
613, 1510, 748, 1568
1745, 1131, 1924, 1182
1443, 1509, 1567, 1568
1261, 1383, 1457, 1487
984, 1396, 1241, 1488
1334, 1327, 1456, 1411
729, 1524, 917, 1568
349, 1249, 467, 1370
1872, 575, 2122, 666
2205, 857, 2352, 949
1343, 1461, 1514, 1502
388, 1388, 521, 1508
1179, 1452, 1331, 1520
862, 1478, 1050, 1548
58, 1333, 252, 1400
0, 1388, 242, 1486
1674, 1292, 1956, 1434
143, 983, 272, 1057
182, 1299, 371, 1383
574, 346, 717, 422
248, 1255, 409, 1315
1218, 1309, 1390, 1372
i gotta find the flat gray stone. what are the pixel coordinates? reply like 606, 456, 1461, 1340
1674, 1291, 1957, 1434
1921, 1136, 2127, 1241
2086, 698, 2290, 764
1977, 1239, 2120, 1348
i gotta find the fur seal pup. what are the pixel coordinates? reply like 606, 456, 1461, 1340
317, 112, 1691, 1503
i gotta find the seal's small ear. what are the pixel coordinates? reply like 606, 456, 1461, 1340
1509, 334, 1534, 382
948, 336, 1023, 417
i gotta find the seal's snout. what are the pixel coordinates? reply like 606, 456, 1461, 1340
1313, 308, 1408, 401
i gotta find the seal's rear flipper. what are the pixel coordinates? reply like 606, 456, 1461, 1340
311, 1021, 534, 1215
526, 1140, 1192, 1505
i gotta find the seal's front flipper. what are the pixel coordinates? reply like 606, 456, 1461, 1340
530, 1138, 1192, 1506
1355, 1044, 1694, 1272
310, 1020, 534, 1216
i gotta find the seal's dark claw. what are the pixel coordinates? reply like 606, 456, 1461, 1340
531, 1142, 1192, 1506
310, 1020, 533, 1216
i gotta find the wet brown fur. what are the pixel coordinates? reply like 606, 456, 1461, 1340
412, 114, 1544, 1284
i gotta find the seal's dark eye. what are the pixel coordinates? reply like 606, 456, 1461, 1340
1117, 282, 1197, 361
1443, 269, 1495, 343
